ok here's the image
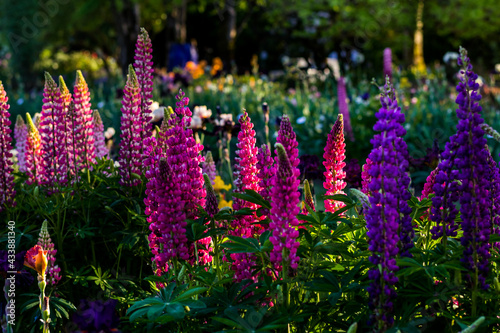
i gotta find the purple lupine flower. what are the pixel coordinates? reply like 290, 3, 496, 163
37, 220, 61, 285
118, 65, 143, 187
323, 114, 346, 213
204, 174, 219, 217
202, 151, 216, 185
337, 77, 354, 141
14, 115, 27, 172
276, 115, 299, 170
301, 179, 315, 214
24, 113, 43, 185
73, 70, 96, 171
256, 144, 275, 218
39, 72, 63, 193
134, 28, 154, 158
440, 47, 491, 290
383, 48, 392, 79
0, 81, 15, 209
421, 167, 438, 200
56, 76, 73, 184
366, 78, 414, 330
269, 143, 300, 272
230, 111, 262, 282
361, 158, 373, 196
488, 152, 500, 247
93, 110, 109, 159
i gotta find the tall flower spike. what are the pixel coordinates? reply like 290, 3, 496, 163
337, 77, 354, 141
24, 113, 43, 185
421, 167, 438, 200
204, 174, 219, 218
276, 115, 299, 170
202, 151, 217, 185
134, 27, 154, 158
256, 144, 275, 219
39, 72, 62, 193
118, 65, 143, 187
93, 110, 109, 159
302, 179, 315, 214
56, 76, 73, 184
269, 143, 300, 272
323, 114, 347, 213
0, 81, 15, 209
488, 152, 500, 247
158, 106, 174, 153
37, 221, 61, 285
361, 157, 374, 195
73, 70, 96, 171
383, 48, 392, 79
14, 115, 28, 172
366, 77, 414, 330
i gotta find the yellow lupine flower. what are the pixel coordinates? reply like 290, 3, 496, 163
213, 176, 231, 192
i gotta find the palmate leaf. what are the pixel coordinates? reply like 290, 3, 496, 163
232, 189, 271, 209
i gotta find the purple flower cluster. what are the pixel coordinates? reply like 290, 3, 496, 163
256, 144, 275, 218
337, 77, 354, 141
488, 152, 500, 246
202, 151, 216, 185
0, 81, 15, 210
269, 143, 300, 271
37, 220, 61, 285
118, 66, 143, 187
366, 78, 413, 329
14, 115, 27, 172
323, 114, 346, 213
383, 48, 392, 79
93, 110, 109, 159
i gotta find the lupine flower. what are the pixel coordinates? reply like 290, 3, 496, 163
202, 151, 217, 185
23, 245, 48, 278
383, 48, 392, 79
56, 76, 73, 183
73, 70, 96, 171
432, 48, 492, 289
24, 113, 43, 185
256, 144, 275, 218
93, 110, 109, 159
158, 106, 174, 152
204, 174, 219, 217
366, 78, 414, 330
39, 72, 63, 193
230, 111, 262, 282
337, 77, 354, 141
421, 167, 438, 200
488, 152, 500, 246
118, 65, 143, 187
0, 81, 15, 209
14, 115, 27, 172
302, 179, 315, 214
269, 143, 300, 272
323, 114, 346, 213
276, 115, 299, 170
134, 27, 154, 159
37, 221, 61, 285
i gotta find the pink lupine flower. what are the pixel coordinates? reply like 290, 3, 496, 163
134, 28, 154, 160
24, 113, 43, 185
421, 167, 438, 200
0, 81, 15, 209
204, 174, 219, 217
39, 72, 63, 193
383, 47, 393, 79
230, 111, 262, 282
202, 151, 217, 185
323, 114, 347, 213
157, 106, 174, 153
14, 115, 27, 172
337, 77, 354, 141
93, 110, 109, 159
56, 76, 74, 183
276, 115, 299, 170
256, 144, 275, 219
73, 70, 96, 171
37, 221, 61, 285
361, 157, 374, 196
269, 143, 301, 272
118, 65, 143, 187
302, 179, 315, 214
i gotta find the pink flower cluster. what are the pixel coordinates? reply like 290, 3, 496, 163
37, 220, 61, 285
24, 113, 43, 185
14, 115, 27, 172
93, 110, 109, 159
73, 71, 96, 171
323, 114, 346, 213
0, 81, 15, 209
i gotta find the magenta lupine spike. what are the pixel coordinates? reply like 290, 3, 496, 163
421, 167, 438, 200
361, 157, 374, 195
93, 110, 109, 159
39, 72, 62, 192
337, 77, 354, 141
256, 144, 275, 218
230, 111, 263, 282
24, 113, 42, 185
0, 81, 15, 209
118, 65, 143, 187
383, 48, 393, 79
276, 115, 299, 169
269, 143, 301, 272
56, 76, 73, 183
323, 114, 347, 213
73, 70, 96, 171
134, 28, 154, 155
37, 221, 61, 285
14, 115, 27, 172
204, 174, 219, 217
302, 179, 315, 214
202, 151, 217, 185
158, 106, 174, 152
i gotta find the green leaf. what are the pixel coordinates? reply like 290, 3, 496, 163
232, 189, 271, 209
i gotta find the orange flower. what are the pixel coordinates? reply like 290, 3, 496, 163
24, 245, 48, 277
